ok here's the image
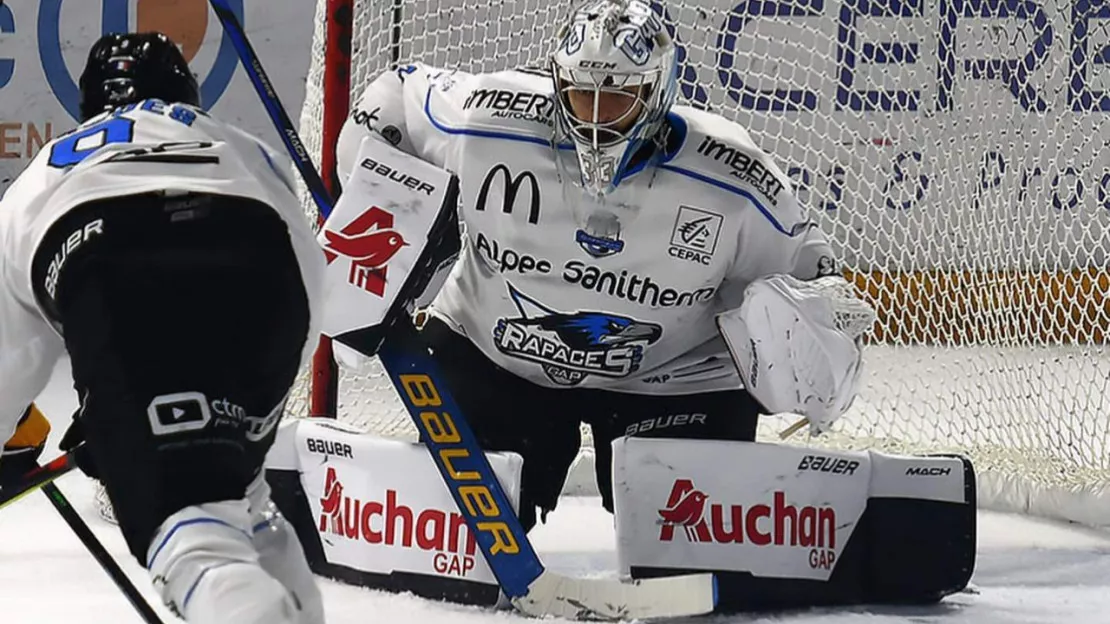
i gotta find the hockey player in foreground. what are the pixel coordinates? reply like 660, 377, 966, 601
321, 0, 976, 610
0, 33, 325, 623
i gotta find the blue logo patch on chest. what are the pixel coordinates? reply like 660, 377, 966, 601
493, 284, 662, 386
575, 229, 625, 257
574, 211, 625, 258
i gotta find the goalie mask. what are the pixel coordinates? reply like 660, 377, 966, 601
551, 0, 678, 199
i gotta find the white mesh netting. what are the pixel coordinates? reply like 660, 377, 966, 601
290, 0, 1110, 524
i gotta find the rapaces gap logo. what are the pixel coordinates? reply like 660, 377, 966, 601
38, 0, 244, 120
322, 205, 407, 297
493, 283, 662, 386
658, 479, 839, 570
318, 467, 479, 578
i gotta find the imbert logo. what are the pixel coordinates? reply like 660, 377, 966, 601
322, 206, 407, 297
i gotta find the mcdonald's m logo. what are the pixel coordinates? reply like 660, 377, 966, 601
475, 164, 540, 225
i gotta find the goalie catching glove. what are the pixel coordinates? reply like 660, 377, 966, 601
718, 275, 876, 434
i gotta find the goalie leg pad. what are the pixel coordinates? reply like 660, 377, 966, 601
587, 388, 760, 513
264, 418, 523, 607
612, 437, 975, 611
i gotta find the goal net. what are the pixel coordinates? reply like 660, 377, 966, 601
290, 0, 1110, 526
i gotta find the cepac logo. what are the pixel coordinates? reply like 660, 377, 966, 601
322, 205, 407, 297
668, 206, 723, 266
317, 467, 479, 578
657, 479, 839, 570
37, 0, 244, 120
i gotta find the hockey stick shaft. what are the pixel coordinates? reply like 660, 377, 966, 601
208, 4, 716, 618
0, 451, 77, 511
207, 0, 542, 597
206, 2, 332, 220
40, 483, 166, 624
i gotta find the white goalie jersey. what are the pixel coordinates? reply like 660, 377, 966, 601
337, 63, 837, 394
0, 100, 324, 445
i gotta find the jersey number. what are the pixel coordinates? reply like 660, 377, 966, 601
48, 117, 136, 168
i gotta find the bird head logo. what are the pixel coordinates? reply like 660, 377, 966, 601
318, 467, 344, 532
320, 205, 409, 298
658, 479, 711, 542
323, 228, 407, 269
322, 205, 409, 269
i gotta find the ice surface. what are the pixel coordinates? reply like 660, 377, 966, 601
4, 359, 1110, 623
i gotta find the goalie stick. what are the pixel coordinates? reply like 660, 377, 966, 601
207, 1, 717, 619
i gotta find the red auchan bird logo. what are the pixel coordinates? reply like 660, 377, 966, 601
319, 465, 344, 522
658, 479, 711, 542
323, 229, 406, 268
323, 206, 408, 297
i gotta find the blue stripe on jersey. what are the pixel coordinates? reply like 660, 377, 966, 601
423, 86, 793, 237
256, 144, 296, 195
422, 88, 573, 149
182, 564, 216, 609
659, 162, 792, 236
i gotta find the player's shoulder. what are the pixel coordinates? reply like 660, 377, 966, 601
664, 105, 792, 215
421, 64, 555, 142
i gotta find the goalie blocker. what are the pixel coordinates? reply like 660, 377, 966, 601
613, 437, 975, 611
316, 134, 461, 356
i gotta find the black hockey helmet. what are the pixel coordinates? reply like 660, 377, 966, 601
78, 32, 200, 121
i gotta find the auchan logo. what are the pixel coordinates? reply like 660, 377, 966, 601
318, 467, 478, 577
657, 479, 839, 570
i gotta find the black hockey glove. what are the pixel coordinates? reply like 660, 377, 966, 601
58, 416, 99, 481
